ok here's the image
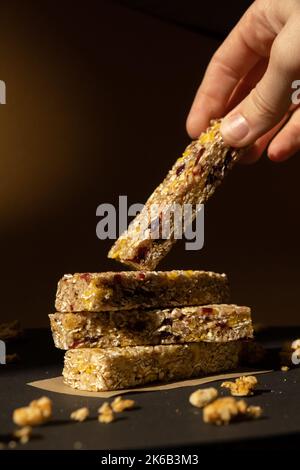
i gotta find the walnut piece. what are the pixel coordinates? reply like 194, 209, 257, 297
98, 402, 115, 424
203, 397, 262, 425
247, 405, 262, 419
13, 396, 52, 426
221, 375, 257, 396
70, 407, 89, 422
111, 396, 135, 413
291, 339, 300, 350
13, 426, 32, 444
189, 387, 218, 408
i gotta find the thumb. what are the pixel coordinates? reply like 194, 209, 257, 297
220, 40, 296, 147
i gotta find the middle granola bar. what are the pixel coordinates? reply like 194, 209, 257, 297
49, 304, 253, 349
55, 270, 229, 312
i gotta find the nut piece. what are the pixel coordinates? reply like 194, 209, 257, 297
203, 397, 262, 425
203, 397, 247, 425
189, 388, 218, 408
13, 396, 52, 426
221, 375, 257, 396
111, 396, 135, 413
70, 407, 89, 422
291, 339, 300, 350
247, 405, 262, 419
281, 365, 289, 372
30, 397, 52, 419
13, 426, 32, 444
98, 402, 115, 424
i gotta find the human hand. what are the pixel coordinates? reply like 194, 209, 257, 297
187, 0, 300, 163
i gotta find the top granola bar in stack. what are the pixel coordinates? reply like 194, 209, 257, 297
108, 120, 244, 271
55, 270, 229, 312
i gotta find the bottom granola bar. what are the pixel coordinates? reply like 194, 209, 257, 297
50, 304, 253, 349
63, 341, 245, 391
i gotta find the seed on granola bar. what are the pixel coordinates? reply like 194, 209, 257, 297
221, 375, 257, 396
70, 407, 89, 422
189, 388, 218, 408
111, 396, 135, 413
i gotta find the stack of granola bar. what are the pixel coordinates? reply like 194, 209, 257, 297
50, 121, 254, 392
50, 270, 254, 391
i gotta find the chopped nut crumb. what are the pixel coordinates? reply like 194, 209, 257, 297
70, 407, 89, 422
281, 365, 290, 372
247, 405, 262, 419
189, 387, 218, 408
13, 396, 52, 426
30, 396, 52, 419
203, 397, 262, 425
13, 426, 32, 444
291, 339, 300, 350
98, 409, 115, 424
111, 396, 135, 413
98, 402, 115, 424
8, 440, 17, 449
221, 375, 257, 396
98, 402, 111, 414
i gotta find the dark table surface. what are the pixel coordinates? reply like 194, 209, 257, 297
1, 327, 300, 452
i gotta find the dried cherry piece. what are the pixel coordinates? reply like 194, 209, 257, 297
176, 164, 185, 176
80, 273, 92, 282
202, 307, 213, 315
137, 272, 146, 280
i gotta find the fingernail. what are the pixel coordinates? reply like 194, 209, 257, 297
221, 114, 250, 142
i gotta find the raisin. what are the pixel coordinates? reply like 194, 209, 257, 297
176, 164, 185, 176
202, 307, 213, 315
194, 148, 205, 166
132, 245, 149, 263
71, 340, 85, 349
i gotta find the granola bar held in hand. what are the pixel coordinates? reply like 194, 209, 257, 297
108, 120, 244, 270
55, 270, 229, 312
50, 304, 253, 349
63, 340, 245, 391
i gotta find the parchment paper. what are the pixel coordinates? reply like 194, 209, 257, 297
28, 369, 271, 398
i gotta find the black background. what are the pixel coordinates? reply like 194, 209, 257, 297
0, 0, 299, 327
